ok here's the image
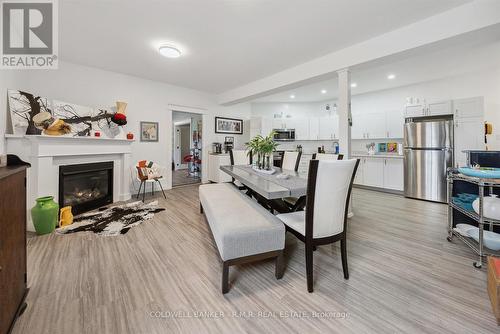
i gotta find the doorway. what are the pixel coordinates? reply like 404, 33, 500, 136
172, 111, 202, 187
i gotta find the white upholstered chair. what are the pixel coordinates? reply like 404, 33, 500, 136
229, 149, 252, 190
281, 153, 344, 212
281, 151, 301, 171
276, 159, 360, 292
312, 153, 344, 161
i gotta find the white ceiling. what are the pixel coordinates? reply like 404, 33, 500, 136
60, 0, 470, 94
252, 25, 500, 103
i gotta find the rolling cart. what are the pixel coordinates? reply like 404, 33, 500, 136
447, 169, 500, 268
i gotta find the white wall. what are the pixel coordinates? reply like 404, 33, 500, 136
1, 61, 250, 189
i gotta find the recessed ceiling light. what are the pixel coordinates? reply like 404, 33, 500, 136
290, 94, 295, 99
321, 89, 327, 94
351, 83, 357, 88
159, 45, 182, 58
387, 74, 396, 80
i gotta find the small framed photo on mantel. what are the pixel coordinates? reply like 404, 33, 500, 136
140, 121, 159, 142
215, 117, 243, 135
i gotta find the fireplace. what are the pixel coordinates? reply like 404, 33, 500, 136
59, 162, 113, 215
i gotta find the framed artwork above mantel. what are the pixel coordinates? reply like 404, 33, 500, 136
215, 117, 243, 135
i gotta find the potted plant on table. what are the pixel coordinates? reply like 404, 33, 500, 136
246, 131, 278, 171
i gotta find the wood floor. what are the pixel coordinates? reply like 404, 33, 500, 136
12, 187, 499, 334
172, 169, 201, 187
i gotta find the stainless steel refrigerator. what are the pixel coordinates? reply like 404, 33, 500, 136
404, 117, 453, 203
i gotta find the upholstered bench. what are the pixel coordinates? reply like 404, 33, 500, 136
199, 183, 285, 294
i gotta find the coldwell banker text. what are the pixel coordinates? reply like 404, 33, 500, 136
1, 0, 58, 69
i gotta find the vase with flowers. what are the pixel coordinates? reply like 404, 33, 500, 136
246, 131, 278, 172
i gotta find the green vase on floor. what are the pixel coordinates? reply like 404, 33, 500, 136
31, 196, 59, 235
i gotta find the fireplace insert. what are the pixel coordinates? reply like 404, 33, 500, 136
59, 162, 113, 215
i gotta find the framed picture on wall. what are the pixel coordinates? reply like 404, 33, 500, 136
215, 117, 243, 135
140, 121, 159, 142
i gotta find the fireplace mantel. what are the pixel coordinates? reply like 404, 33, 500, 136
5, 134, 133, 231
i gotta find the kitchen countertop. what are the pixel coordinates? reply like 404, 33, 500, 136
352, 152, 403, 159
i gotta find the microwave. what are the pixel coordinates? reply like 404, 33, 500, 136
273, 129, 295, 141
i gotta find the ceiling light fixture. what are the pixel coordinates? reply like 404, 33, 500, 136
321, 89, 327, 94
158, 45, 182, 58
290, 94, 295, 99
351, 83, 357, 88
387, 74, 396, 80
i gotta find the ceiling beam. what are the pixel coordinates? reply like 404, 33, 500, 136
217, 0, 500, 105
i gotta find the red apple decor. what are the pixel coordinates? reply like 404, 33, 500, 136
127, 133, 134, 140
94, 131, 101, 137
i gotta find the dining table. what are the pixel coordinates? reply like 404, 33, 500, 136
219, 165, 308, 200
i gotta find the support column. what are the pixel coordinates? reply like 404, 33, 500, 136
337, 68, 351, 158
337, 68, 354, 217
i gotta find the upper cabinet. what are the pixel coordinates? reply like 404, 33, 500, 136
428, 101, 452, 116
286, 118, 309, 140
352, 110, 403, 139
404, 104, 426, 118
272, 118, 285, 129
385, 110, 404, 139
318, 115, 339, 140
250, 117, 273, 137
309, 118, 320, 140
405, 100, 452, 118
364, 112, 386, 139
453, 97, 484, 119
453, 97, 485, 167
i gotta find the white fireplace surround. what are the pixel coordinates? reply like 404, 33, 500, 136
5, 135, 133, 231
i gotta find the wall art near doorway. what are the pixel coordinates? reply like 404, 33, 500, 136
215, 117, 243, 134
140, 121, 159, 142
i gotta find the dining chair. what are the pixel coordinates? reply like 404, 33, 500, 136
281, 153, 344, 212
312, 153, 344, 160
229, 149, 252, 190
276, 159, 360, 292
281, 151, 302, 171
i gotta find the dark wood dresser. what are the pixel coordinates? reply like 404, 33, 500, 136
0, 162, 29, 334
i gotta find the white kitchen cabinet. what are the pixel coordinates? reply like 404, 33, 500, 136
454, 118, 484, 168
364, 112, 386, 139
318, 115, 339, 140
383, 158, 404, 191
272, 119, 284, 130
362, 157, 384, 188
453, 97, 484, 168
250, 117, 273, 137
454, 97, 484, 119
208, 154, 232, 183
352, 112, 386, 139
385, 110, 404, 138
351, 114, 367, 139
261, 118, 273, 136
353, 156, 403, 191
428, 101, 452, 116
405, 100, 453, 118
287, 118, 309, 140
405, 104, 426, 118
309, 118, 320, 140
354, 158, 364, 185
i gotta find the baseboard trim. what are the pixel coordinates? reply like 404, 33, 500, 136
353, 184, 404, 196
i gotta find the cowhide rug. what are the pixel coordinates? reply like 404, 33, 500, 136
56, 201, 165, 236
